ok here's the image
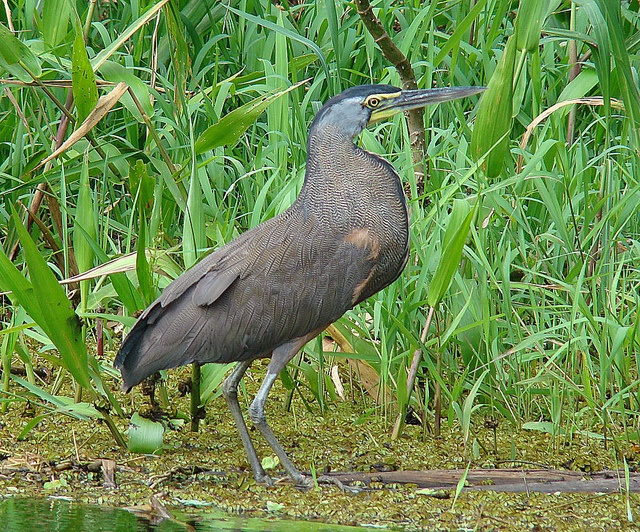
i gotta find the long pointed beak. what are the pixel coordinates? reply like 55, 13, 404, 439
370, 86, 486, 123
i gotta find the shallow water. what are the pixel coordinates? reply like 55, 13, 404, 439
0, 497, 370, 531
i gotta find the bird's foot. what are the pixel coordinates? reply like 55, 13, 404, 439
255, 470, 360, 493
315, 474, 362, 494
255, 472, 274, 487
288, 473, 362, 493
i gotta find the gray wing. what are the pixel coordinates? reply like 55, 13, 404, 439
115, 209, 377, 390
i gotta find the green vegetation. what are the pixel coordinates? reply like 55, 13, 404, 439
0, 377, 636, 530
1, 0, 639, 526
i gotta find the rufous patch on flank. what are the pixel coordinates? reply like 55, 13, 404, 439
344, 227, 380, 260
352, 268, 375, 304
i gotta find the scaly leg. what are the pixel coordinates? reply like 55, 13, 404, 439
249, 332, 322, 486
222, 359, 271, 485
249, 368, 306, 485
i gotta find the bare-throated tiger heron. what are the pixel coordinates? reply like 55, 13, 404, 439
115, 84, 484, 486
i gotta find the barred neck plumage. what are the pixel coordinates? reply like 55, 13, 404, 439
300, 123, 402, 205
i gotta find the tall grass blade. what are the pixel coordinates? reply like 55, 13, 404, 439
72, 153, 97, 312
427, 199, 476, 307
42, 0, 72, 51
594, 0, 640, 144
9, 210, 92, 392
91, 0, 171, 71
225, 5, 329, 82
515, 0, 554, 53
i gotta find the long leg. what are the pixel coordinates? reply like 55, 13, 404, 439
248, 331, 321, 485
222, 359, 271, 484
249, 357, 362, 493
249, 367, 306, 485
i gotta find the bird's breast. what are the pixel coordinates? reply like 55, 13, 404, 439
300, 137, 410, 301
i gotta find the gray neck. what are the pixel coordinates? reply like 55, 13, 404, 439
298, 125, 407, 234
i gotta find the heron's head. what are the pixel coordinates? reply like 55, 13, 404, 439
310, 84, 485, 139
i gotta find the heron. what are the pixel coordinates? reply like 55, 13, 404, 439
115, 84, 484, 486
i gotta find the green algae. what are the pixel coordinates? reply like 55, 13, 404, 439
1, 362, 639, 530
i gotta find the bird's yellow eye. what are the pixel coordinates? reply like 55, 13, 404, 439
365, 96, 381, 109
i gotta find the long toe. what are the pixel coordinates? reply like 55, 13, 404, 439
315, 474, 363, 494
292, 472, 310, 488
288, 473, 362, 493
255, 472, 274, 486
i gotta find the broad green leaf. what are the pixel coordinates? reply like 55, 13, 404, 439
129, 159, 155, 214
261, 456, 280, 471
194, 80, 305, 155
0, 23, 42, 81
471, 35, 516, 177
427, 200, 476, 307
72, 34, 99, 124
0, 243, 47, 327
11, 211, 92, 390
515, 0, 554, 52
73, 154, 97, 312
329, 321, 381, 359
43, 0, 72, 50
200, 363, 234, 404
128, 412, 164, 454
289, 54, 318, 75
557, 69, 599, 103
43, 478, 68, 491
99, 61, 153, 119
136, 217, 155, 306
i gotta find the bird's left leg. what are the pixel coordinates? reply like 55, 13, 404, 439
222, 359, 271, 485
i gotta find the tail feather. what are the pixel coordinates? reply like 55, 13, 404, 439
114, 315, 153, 392
115, 292, 209, 391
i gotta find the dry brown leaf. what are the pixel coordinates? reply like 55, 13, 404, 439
330, 365, 345, 400
38, 82, 128, 168
517, 96, 625, 172
325, 324, 395, 409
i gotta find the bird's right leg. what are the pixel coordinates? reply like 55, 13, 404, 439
222, 359, 272, 485
248, 333, 322, 486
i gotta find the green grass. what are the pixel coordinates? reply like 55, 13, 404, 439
0, 0, 639, 455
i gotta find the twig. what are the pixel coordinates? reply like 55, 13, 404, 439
391, 306, 435, 439
354, 0, 426, 192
